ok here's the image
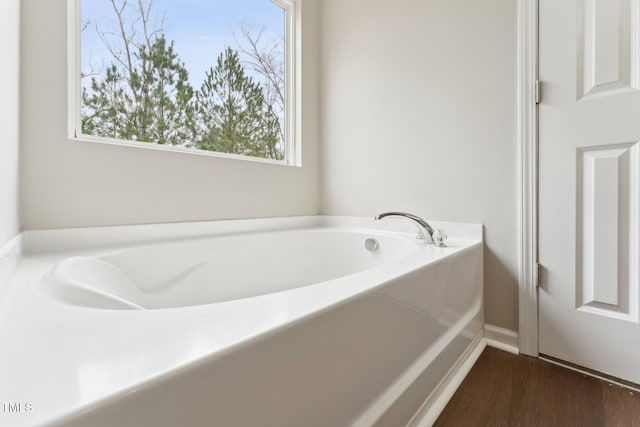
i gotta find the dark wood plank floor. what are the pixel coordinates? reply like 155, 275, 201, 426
434, 347, 640, 427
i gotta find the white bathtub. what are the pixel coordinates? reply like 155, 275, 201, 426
0, 216, 482, 427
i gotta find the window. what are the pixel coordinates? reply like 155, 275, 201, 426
69, 0, 297, 164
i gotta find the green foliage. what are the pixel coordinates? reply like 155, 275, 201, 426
81, 19, 283, 159
130, 36, 195, 145
82, 65, 130, 139
82, 37, 195, 146
195, 47, 282, 159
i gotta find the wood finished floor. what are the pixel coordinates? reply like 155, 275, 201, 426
434, 347, 640, 427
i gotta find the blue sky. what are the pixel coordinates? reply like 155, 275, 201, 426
81, 0, 284, 87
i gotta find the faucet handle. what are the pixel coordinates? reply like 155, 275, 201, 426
432, 229, 448, 247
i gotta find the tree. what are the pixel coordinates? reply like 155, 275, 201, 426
81, 0, 282, 159
130, 36, 195, 144
82, 64, 130, 139
96, 0, 165, 111
81, 1, 194, 145
82, 37, 195, 145
234, 24, 286, 144
195, 47, 281, 159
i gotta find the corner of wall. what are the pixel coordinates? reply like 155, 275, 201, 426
484, 324, 519, 355
0, 0, 22, 247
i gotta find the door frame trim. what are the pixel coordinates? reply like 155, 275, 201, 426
517, 0, 539, 356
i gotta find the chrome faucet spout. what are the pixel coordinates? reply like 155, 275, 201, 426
374, 212, 436, 244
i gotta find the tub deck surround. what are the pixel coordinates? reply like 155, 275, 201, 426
0, 216, 482, 427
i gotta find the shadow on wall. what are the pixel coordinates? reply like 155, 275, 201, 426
483, 246, 518, 330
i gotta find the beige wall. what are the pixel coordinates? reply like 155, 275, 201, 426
319, 0, 518, 330
0, 0, 21, 246
20, 0, 321, 230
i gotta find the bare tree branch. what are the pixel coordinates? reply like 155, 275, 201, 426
80, 19, 102, 79
233, 23, 286, 142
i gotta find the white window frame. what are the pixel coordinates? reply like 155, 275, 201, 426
67, 0, 300, 166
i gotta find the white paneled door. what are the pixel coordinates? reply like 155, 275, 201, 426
539, 0, 640, 384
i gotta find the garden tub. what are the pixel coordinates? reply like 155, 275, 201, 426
0, 216, 483, 426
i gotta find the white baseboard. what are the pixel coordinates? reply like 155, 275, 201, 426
484, 324, 519, 355
407, 332, 486, 427
408, 327, 520, 427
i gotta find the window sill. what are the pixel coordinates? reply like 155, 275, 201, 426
71, 134, 300, 168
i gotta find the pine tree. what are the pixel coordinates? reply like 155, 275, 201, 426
82, 64, 130, 139
130, 36, 195, 145
82, 33, 195, 146
194, 47, 281, 159
81, 0, 283, 159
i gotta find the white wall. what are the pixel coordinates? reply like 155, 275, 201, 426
320, 0, 518, 330
18, 0, 518, 330
20, 0, 321, 230
0, 0, 21, 246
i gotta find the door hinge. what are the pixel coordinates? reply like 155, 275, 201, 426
535, 263, 541, 288
535, 80, 542, 104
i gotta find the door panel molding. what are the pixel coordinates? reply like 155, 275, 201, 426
517, 0, 539, 357
577, 0, 640, 100
576, 142, 640, 321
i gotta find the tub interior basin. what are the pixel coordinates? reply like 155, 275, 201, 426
35, 229, 419, 310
